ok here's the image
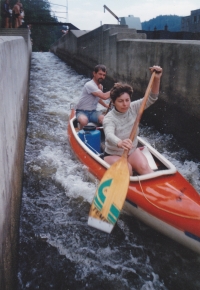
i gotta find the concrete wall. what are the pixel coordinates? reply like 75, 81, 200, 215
0, 35, 31, 289
51, 25, 146, 80
50, 25, 200, 159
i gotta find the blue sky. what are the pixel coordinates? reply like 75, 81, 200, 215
49, 0, 200, 30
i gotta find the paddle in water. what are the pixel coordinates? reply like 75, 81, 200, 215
88, 71, 156, 233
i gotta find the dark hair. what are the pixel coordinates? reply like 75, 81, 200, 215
94, 64, 107, 73
110, 83, 133, 103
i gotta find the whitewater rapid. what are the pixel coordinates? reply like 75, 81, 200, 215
17, 52, 200, 290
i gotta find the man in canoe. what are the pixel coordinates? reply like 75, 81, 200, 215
76, 64, 110, 129
103, 65, 163, 175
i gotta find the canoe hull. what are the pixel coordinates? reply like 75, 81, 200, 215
68, 110, 200, 254
124, 200, 200, 254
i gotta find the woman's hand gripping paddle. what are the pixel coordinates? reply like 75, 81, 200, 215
88, 71, 156, 233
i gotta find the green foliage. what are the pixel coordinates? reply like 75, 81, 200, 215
8, 0, 63, 51
142, 15, 182, 32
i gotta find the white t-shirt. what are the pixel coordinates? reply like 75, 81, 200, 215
76, 79, 102, 111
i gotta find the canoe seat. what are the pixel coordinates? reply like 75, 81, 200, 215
140, 146, 158, 170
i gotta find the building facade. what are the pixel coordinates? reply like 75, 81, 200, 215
181, 9, 200, 32
119, 15, 142, 30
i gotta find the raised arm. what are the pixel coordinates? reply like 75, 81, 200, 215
149, 65, 163, 94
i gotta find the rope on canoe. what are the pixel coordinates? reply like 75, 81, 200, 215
83, 132, 101, 156
137, 176, 200, 220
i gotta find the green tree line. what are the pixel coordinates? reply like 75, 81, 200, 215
1, 0, 64, 51
142, 15, 182, 32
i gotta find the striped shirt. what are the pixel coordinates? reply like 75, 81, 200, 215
103, 92, 158, 156
76, 79, 102, 111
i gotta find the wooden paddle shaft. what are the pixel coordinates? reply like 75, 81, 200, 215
105, 100, 112, 115
88, 72, 156, 232
123, 71, 156, 158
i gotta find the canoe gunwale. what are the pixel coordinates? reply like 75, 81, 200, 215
69, 116, 177, 182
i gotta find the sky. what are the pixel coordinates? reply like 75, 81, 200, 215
49, 0, 200, 30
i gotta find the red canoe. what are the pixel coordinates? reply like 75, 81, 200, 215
68, 109, 200, 254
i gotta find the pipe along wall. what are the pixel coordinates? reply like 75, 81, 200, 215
51, 24, 200, 159
0, 34, 31, 289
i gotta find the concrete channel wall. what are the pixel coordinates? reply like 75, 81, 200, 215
0, 33, 31, 289
51, 24, 200, 159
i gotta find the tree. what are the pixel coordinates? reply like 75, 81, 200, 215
9, 0, 62, 51
142, 15, 181, 32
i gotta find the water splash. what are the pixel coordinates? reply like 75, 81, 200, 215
17, 52, 200, 290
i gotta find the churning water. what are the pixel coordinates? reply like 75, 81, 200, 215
17, 52, 200, 290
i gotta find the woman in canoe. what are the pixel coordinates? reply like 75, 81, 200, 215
103, 65, 163, 175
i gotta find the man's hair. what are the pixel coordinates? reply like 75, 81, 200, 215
110, 83, 133, 103
94, 64, 107, 73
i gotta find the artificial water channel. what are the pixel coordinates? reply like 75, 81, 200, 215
17, 52, 200, 290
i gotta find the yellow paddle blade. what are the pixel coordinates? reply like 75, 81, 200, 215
88, 71, 156, 233
88, 155, 130, 233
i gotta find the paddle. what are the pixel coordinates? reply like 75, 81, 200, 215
88, 71, 156, 233
104, 100, 112, 115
